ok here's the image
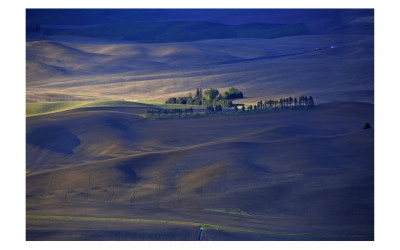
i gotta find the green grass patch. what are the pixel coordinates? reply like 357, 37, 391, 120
65, 93, 115, 99
26, 215, 372, 239
206, 208, 250, 216
135, 100, 165, 104
151, 103, 207, 110
26, 100, 207, 117
26, 100, 149, 117
27, 101, 84, 116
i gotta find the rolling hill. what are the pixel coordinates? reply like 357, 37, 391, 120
26, 34, 373, 105
26, 102, 374, 240
26, 9, 374, 241
26, 9, 373, 34
41, 21, 308, 42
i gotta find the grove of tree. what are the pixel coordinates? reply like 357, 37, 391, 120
148, 94, 315, 119
165, 87, 243, 107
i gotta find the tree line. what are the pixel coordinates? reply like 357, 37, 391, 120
147, 95, 315, 118
146, 108, 194, 116
244, 95, 314, 111
165, 87, 243, 107
206, 104, 223, 114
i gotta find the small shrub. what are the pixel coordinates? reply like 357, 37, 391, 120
363, 123, 371, 129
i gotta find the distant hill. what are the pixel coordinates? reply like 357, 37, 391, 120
26, 9, 373, 27
36, 21, 308, 43
26, 9, 170, 25
26, 9, 374, 41
25, 9, 374, 104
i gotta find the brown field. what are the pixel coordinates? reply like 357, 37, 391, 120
26, 35, 373, 105
26, 102, 374, 240
26, 14, 374, 240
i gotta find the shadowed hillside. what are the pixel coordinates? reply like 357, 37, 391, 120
26, 9, 373, 35
41, 21, 308, 42
26, 9, 374, 241
27, 102, 374, 240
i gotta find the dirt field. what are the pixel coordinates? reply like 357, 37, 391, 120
26, 102, 374, 240
26, 10, 374, 240
26, 34, 373, 105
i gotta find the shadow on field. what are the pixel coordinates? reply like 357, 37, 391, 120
27, 125, 81, 155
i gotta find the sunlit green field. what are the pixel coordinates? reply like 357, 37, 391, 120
26, 100, 207, 117
26, 215, 371, 238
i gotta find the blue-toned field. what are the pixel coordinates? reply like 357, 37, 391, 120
26, 9, 374, 241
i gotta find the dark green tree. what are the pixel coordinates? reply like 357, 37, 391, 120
308, 96, 314, 107
187, 96, 193, 105
206, 105, 215, 114
363, 123, 371, 129
222, 87, 243, 99
205, 88, 219, 101
215, 104, 223, 113
166, 97, 177, 104
289, 96, 293, 106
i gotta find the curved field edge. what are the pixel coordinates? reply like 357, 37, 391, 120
26, 215, 372, 239
204, 208, 250, 216
26, 100, 206, 117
